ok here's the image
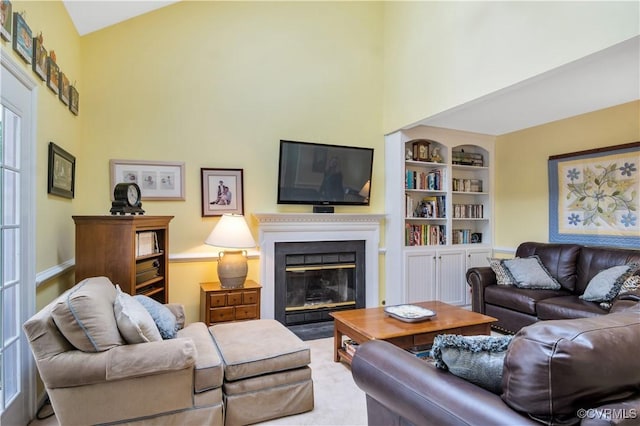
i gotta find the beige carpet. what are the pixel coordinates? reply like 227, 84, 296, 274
28, 337, 367, 426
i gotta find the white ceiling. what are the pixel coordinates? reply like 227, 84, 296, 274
63, 2, 639, 136
63, 0, 178, 36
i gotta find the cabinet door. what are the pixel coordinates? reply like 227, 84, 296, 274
465, 249, 491, 304
436, 249, 466, 306
405, 251, 437, 303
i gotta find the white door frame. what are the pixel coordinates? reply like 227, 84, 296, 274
1, 47, 38, 424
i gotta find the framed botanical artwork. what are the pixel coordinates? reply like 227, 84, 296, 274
59, 71, 70, 105
201, 168, 244, 216
12, 12, 31, 64
0, 0, 12, 41
69, 85, 79, 115
548, 141, 640, 248
32, 34, 47, 80
47, 56, 59, 94
47, 142, 75, 199
110, 159, 185, 201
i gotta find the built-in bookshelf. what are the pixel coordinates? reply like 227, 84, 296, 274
73, 215, 173, 303
385, 126, 495, 307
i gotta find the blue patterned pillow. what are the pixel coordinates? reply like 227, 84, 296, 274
502, 256, 561, 290
581, 264, 640, 303
432, 334, 513, 394
133, 295, 178, 339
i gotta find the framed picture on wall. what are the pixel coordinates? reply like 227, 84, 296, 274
69, 85, 79, 115
201, 168, 244, 216
48, 142, 75, 199
32, 34, 47, 80
59, 71, 70, 105
47, 56, 59, 94
548, 141, 640, 248
1, 0, 13, 42
110, 159, 185, 201
12, 12, 32, 64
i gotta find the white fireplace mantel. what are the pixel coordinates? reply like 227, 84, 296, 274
254, 213, 385, 319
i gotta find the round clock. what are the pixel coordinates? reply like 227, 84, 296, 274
111, 183, 145, 215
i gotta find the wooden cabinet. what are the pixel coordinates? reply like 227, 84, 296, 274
73, 215, 173, 303
385, 125, 495, 306
200, 280, 261, 325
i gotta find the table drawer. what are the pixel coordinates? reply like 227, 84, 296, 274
210, 307, 235, 322
242, 290, 259, 304
209, 294, 227, 307
227, 292, 243, 305
234, 304, 258, 320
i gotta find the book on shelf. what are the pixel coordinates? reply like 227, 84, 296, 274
405, 168, 446, 191
405, 223, 446, 246
136, 231, 158, 257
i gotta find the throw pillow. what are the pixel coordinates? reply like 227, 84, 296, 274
581, 264, 640, 303
432, 334, 513, 394
51, 276, 125, 352
487, 258, 516, 286
134, 295, 178, 339
502, 256, 561, 290
114, 285, 162, 344
599, 274, 640, 310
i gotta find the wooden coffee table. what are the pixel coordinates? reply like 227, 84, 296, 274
330, 301, 497, 364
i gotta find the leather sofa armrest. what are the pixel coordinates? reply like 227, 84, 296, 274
467, 266, 497, 314
41, 338, 196, 389
351, 340, 536, 426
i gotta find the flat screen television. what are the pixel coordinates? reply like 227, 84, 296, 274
277, 140, 374, 207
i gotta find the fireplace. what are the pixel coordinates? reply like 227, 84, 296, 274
254, 212, 383, 323
275, 241, 366, 326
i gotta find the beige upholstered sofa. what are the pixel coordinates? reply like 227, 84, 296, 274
23, 276, 224, 425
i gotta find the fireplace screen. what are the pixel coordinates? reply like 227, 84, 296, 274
274, 240, 365, 326
286, 263, 356, 311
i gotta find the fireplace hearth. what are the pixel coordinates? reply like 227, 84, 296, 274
274, 241, 365, 332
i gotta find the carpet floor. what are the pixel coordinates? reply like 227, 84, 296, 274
27, 337, 368, 426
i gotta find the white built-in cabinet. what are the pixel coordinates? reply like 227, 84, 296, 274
385, 126, 495, 307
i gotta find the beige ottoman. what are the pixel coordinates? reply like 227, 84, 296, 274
209, 319, 314, 426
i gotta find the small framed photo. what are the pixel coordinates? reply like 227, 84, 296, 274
47, 56, 59, 94
69, 85, 79, 115
59, 71, 70, 105
0, 0, 13, 41
32, 35, 47, 80
201, 168, 244, 217
48, 142, 75, 199
110, 159, 185, 201
12, 12, 32, 64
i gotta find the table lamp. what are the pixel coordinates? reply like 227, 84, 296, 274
205, 214, 256, 288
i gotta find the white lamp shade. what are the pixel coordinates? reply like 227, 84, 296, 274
205, 214, 256, 249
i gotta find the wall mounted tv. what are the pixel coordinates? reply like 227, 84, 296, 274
277, 140, 374, 208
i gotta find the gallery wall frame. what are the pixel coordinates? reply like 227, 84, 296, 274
12, 12, 31, 64
548, 141, 639, 248
110, 159, 185, 201
201, 168, 244, 216
47, 142, 75, 199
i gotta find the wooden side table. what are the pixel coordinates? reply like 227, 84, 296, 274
200, 280, 261, 325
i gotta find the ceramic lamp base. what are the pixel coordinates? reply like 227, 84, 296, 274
218, 249, 248, 288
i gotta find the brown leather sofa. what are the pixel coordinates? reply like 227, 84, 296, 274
351, 302, 640, 426
467, 242, 640, 333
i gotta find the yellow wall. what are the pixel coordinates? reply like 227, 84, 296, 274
382, 1, 639, 132
4, 1, 82, 304
494, 101, 640, 250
